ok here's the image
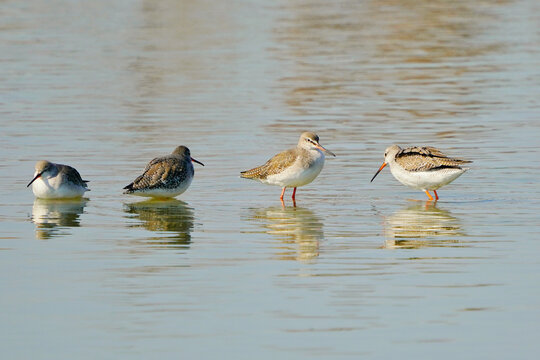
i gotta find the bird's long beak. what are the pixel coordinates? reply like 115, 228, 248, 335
191, 157, 204, 166
27, 173, 42, 187
370, 162, 387, 182
316, 143, 336, 157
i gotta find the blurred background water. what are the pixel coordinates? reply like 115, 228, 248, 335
1, 0, 539, 358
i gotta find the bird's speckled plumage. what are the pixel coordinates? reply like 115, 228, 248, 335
124, 146, 203, 198
240, 132, 335, 202
240, 148, 314, 180
394, 146, 471, 172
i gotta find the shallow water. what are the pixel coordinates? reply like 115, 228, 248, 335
1, 0, 540, 358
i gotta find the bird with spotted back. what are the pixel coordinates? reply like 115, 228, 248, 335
370, 145, 471, 200
27, 160, 90, 199
123, 146, 204, 198
241, 132, 335, 205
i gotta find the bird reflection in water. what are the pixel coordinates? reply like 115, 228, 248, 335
124, 199, 194, 249
31, 198, 88, 239
250, 206, 324, 262
383, 201, 465, 249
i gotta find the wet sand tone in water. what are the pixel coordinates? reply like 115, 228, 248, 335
1, 0, 540, 359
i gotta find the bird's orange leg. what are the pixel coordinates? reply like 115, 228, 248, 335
433, 190, 439, 200
424, 190, 434, 201
280, 188, 286, 207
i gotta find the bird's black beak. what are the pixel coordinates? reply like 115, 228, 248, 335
191, 157, 204, 166
370, 162, 387, 182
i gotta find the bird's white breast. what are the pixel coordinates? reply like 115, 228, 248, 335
32, 174, 86, 199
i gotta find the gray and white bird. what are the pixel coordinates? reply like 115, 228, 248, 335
371, 145, 471, 200
27, 160, 90, 199
123, 146, 204, 198
241, 132, 335, 203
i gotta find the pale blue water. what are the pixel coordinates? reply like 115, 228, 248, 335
1, 0, 540, 359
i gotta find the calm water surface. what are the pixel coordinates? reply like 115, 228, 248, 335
1, 0, 539, 358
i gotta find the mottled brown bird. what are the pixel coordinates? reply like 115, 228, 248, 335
241, 132, 335, 203
124, 146, 204, 198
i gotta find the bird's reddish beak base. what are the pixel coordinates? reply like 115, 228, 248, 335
27, 173, 42, 187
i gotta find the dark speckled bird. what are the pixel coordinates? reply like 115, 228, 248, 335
123, 146, 204, 198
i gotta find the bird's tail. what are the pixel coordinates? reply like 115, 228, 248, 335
123, 183, 135, 194
240, 166, 264, 179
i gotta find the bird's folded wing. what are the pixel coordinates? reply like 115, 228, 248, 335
131, 159, 185, 189
396, 147, 471, 171
241, 149, 297, 179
